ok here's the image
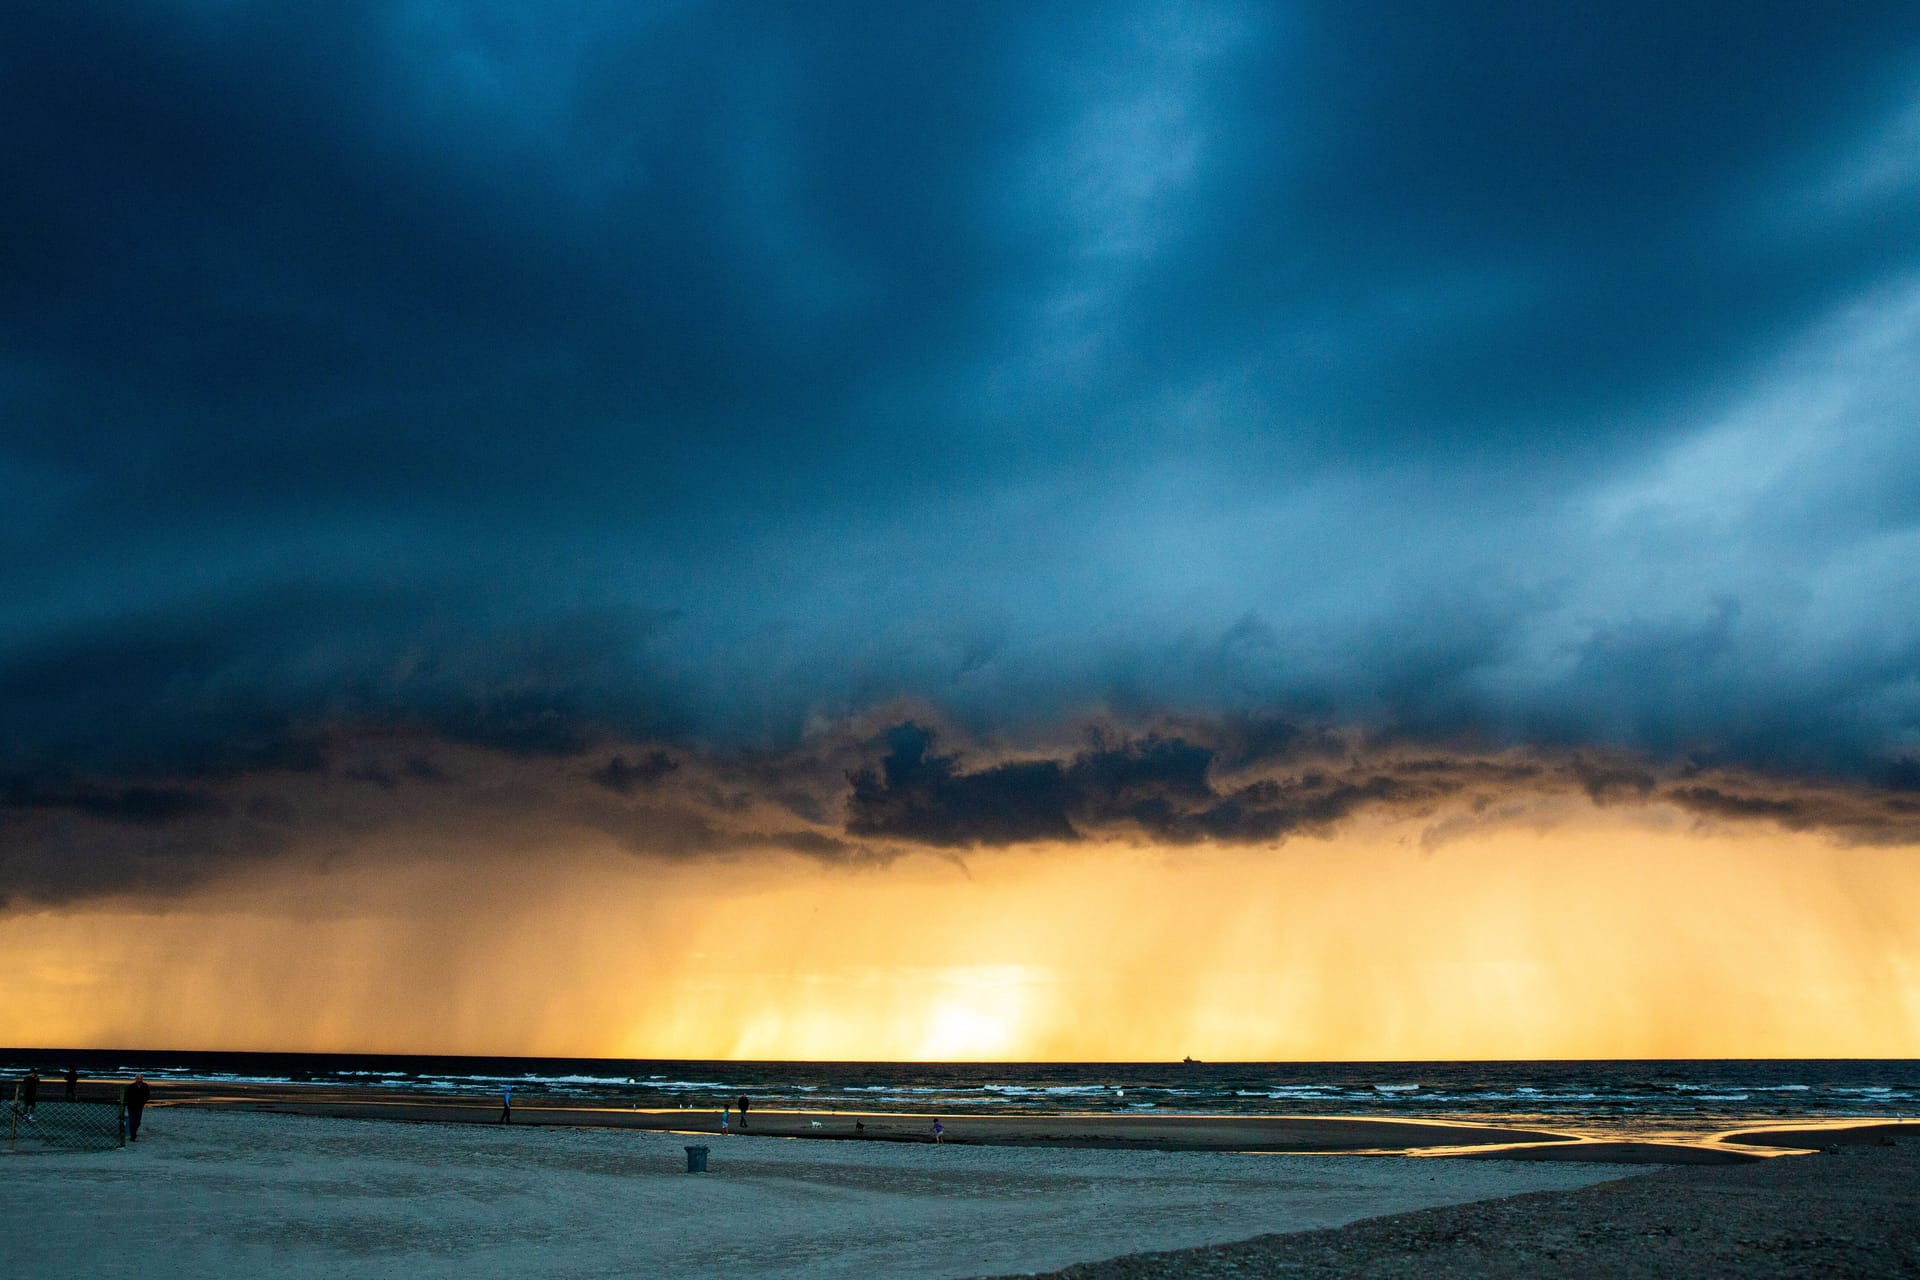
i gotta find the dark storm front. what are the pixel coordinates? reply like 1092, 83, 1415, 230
6, 1053, 1916, 1130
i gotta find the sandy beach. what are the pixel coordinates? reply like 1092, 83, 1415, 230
2, 1107, 1644, 1280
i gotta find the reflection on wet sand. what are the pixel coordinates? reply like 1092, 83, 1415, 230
146, 1080, 1920, 1164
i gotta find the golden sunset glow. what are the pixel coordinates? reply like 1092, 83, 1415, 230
4, 802, 1919, 1060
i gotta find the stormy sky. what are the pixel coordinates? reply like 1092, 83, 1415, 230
6, 2, 1920, 905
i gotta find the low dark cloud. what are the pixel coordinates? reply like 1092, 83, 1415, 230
845, 724, 1521, 847
847, 723, 1077, 847
6, 716, 1920, 910
1667, 786, 1805, 823
846, 721, 1920, 851
0, 778, 225, 825
1567, 757, 1660, 806
590, 752, 681, 796
343, 756, 449, 790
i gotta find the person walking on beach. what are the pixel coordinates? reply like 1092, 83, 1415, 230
20, 1068, 39, 1121
125, 1074, 151, 1141
64, 1066, 78, 1102
737, 1094, 750, 1129
931, 1119, 944, 1144
499, 1085, 512, 1124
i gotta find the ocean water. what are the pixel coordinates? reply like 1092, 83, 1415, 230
4, 1051, 1916, 1136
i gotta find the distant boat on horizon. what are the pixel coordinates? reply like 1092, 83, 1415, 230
1182, 1055, 1202, 1065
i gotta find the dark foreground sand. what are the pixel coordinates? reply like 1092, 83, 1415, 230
1001, 1132, 1920, 1280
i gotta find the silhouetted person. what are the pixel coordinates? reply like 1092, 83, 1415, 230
20, 1068, 39, 1120
737, 1094, 750, 1128
64, 1066, 78, 1102
125, 1074, 151, 1141
499, 1085, 512, 1124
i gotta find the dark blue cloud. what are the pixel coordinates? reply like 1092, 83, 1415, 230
3, 0, 1920, 858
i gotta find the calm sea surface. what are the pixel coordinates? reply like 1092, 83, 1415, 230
5, 1052, 1917, 1137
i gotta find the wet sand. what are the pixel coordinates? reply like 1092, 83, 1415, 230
142, 1080, 1759, 1162
1716, 1120, 1920, 1149
0, 1108, 1644, 1280
206, 1097, 1578, 1153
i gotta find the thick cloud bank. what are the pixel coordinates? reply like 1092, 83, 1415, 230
5, 717, 1918, 909
4, 4, 1920, 903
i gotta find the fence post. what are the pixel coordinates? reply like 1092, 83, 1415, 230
119, 1085, 128, 1148
8, 1081, 15, 1153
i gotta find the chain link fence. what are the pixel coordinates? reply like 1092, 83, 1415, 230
7, 1080, 127, 1153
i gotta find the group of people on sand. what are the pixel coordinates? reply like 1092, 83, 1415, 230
12, 1067, 153, 1140
13, 1065, 77, 1119
494, 1087, 761, 1133
13, 1065, 79, 1116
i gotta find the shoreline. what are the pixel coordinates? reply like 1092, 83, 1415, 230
184, 1096, 1582, 1154
137, 1080, 1920, 1163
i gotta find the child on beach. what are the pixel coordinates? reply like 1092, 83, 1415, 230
931, 1119, 944, 1143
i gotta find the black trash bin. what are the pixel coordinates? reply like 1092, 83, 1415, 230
684, 1144, 710, 1173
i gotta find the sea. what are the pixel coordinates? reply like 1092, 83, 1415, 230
4, 1052, 1916, 1139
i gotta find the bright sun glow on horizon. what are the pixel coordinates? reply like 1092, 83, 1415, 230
919, 978, 1027, 1060
3, 801, 1919, 1061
